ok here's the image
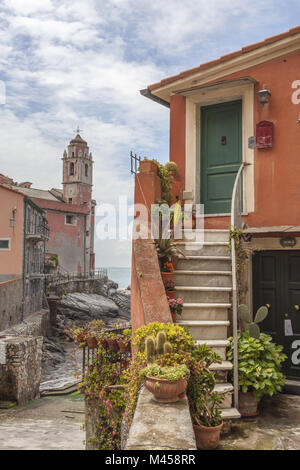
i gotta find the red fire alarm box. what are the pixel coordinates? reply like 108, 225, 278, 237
256, 121, 273, 149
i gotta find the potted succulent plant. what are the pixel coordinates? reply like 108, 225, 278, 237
188, 344, 225, 450
140, 363, 190, 403
167, 297, 184, 323
227, 304, 287, 417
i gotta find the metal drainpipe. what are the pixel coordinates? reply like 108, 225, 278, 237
84, 214, 87, 277
21, 199, 26, 322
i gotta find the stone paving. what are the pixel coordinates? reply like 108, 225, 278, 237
0, 393, 85, 450
219, 393, 300, 450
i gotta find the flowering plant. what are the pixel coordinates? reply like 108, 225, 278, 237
165, 279, 176, 291
162, 261, 175, 273
168, 297, 184, 316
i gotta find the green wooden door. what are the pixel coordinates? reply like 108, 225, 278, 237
201, 100, 242, 214
253, 251, 300, 380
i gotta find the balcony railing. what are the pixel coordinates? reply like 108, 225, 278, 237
26, 222, 50, 239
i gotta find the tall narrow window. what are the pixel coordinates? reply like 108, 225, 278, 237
70, 162, 74, 175
85, 164, 88, 177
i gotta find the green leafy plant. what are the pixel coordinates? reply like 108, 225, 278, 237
227, 331, 287, 401
79, 346, 127, 450
132, 321, 195, 355
187, 344, 224, 427
140, 363, 189, 382
238, 304, 268, 339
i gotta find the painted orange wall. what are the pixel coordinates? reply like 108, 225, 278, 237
0, 186, 24, 276
170, 49, 300, 228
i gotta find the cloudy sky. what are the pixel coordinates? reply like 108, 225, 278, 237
0, 0, 299, 268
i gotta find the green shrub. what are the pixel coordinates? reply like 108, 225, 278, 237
227, 331, 287, 401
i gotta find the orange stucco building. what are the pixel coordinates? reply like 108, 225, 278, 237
136, 27, 300, 384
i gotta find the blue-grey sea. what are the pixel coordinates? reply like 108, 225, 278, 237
100, 267, 131, 290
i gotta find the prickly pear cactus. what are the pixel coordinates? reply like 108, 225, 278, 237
238, 304, 269, 339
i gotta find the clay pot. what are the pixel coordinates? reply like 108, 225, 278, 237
166, 290, 176, 299
99, 337, 109, 350
87, 336, 98, 349
76, 332, 86, 344
193, 422, 223, 450
238, 391, 259, 417
161, 272, 174, 287
117, 339, 131, 353
106, 338, 119, 352
145, 376, 187, 403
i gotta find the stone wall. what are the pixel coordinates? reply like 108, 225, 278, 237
124, 386, 197, 450
0, 335, 43, 405
0, 278, 23, 331
2, 309, 51, 338
46, 277, 110, 297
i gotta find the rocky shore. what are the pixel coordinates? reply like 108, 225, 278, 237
41, 281, 131, 392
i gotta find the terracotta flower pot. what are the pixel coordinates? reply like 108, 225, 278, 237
106, 338, 119, 352
166, 290, 176, 299
117, 339, 131, 353
145, 376, 187, 403
161, 272, 174, 287
193, 422, 223, 450
87, 336, 98, 349
99, 337, 109, 350
238, 391, 259, 417
76, 332, 86, 344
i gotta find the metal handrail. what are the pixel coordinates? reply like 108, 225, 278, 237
230, 162, 246, 410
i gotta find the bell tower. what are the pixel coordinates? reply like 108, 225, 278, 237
62, 131, 93, 205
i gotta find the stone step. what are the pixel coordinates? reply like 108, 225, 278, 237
174, 270, 232, 287
214, 383, 233, 409
177, 255, 231, 271
221, 407, 241, 420
182, 229, 229, 243
175, 241, 228, 256
177, 320, 230, 340
182, 303, 231, 321
176, 286, 231, 303
209, 361, 233, 372
196, 339, 229, 360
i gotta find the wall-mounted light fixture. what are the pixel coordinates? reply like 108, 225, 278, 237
257, 84, 271, 106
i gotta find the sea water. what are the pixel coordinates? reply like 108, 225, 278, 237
99, 267, 131, 290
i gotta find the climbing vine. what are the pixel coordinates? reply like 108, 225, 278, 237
79, 348, 126, 450
228, 227, 249, 302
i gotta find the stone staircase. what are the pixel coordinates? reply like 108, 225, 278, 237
174, 229, 240, 421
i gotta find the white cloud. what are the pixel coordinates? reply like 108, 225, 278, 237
0, 0, 297, 268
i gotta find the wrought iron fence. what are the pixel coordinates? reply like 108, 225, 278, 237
46, 268, 108, 286
81, 327, 132, 378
